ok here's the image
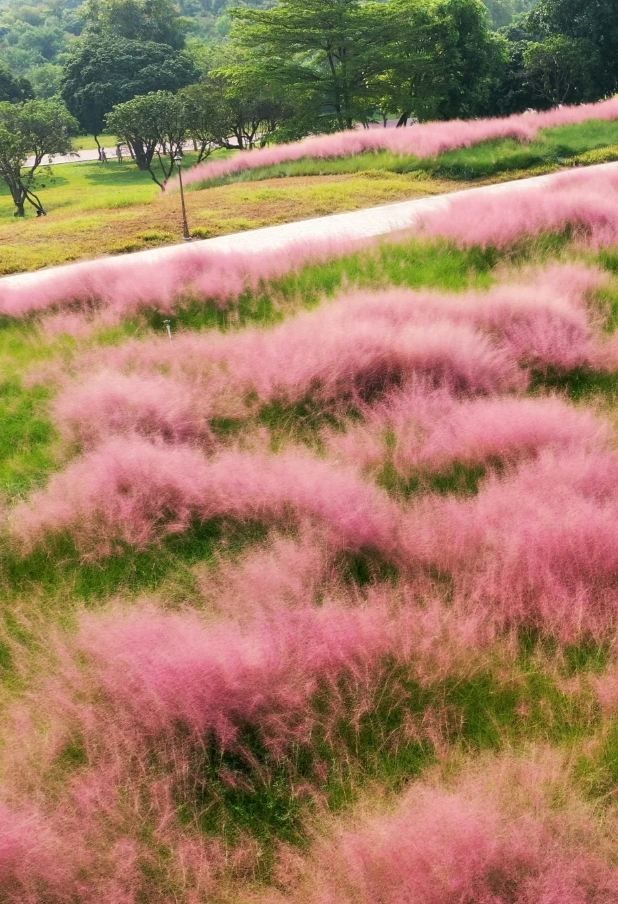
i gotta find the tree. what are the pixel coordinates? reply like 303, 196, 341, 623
483, 0, 536, 28
420, 0, 507, 120
82, 0, 187, 50
527, 0, 618, 98
0, 62, 33, 103
0, 98, 77, 216
178, 81, 228, 162
523, 34, 600, 106
27, 63, 64, 100
211, 65, 292, 148
386, 0, 507, 124
105, 90, 187, 188
61, 34, 198, 153
230, 0, 397, 131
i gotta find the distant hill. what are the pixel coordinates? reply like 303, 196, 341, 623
0, 1, 536, 87
0, 2, 271, 78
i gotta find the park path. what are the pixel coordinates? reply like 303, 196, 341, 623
25, 147, 109, 167
3, 161, 618, 293
25, 140, 196, 167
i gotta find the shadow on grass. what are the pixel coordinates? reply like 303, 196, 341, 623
534, 367, 618, 401
0, 519, 269, 607
172, 641, 603, 877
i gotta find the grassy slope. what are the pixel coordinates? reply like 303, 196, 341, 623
0, 156, 449, 274
189, 119, 618, 187
2, 119, 618, 275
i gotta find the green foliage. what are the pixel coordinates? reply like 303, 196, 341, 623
523, 34, 601, 106
0, 97, 77, 215
105, 89, 187, 186
0, 61, 33, 103
230, 0, 507, 130
483, 0, 536, 27
82, 0, 187, 50
528, 0, 618, 98
388, 0, 508, 122
61, 34, 198, 138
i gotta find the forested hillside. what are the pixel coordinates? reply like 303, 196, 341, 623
0, 0, 532, 82
1, 0, 615, 137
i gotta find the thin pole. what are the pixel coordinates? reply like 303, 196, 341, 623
176, 158, 191, 241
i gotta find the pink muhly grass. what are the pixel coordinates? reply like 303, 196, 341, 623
404, 450, 618, 641
11, 437, 400, 558
293, 752, 618, 904
420, 165, 618, 249
0, 236, 364, 322
237, 318, 524, 399
411, 396, 609, 471
330, 391, 610, 476
53, 371, 213, 447
329, 269, 604, 373
91, 261, 606, 419
201, 528, 334, 619
174, 97, 618, 188
0, 802, 66, 903
95, 295, 532, 406
66, 601, 399, 749
592, 663, 618, 715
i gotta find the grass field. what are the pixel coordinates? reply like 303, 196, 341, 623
0, 161, 618, 897
1, 118, 618, 276
0, 155, 451, 274
72, 133, 118, 151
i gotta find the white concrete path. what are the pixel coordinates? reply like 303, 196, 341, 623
3, 161, 618, 294
25, 148, 111, 167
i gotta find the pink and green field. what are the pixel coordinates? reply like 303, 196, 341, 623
0, 144, 618, 900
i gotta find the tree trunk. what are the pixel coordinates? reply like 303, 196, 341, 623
14, 203, 25, 218
131, 140, 152, 171
94, 134, 103, 162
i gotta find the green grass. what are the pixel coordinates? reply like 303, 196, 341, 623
0, 153, 449, 274
160, 642, 605, 875
72, 133, 118, 151
190, 119, 618, 189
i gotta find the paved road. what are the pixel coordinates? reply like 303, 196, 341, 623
25, 147, 113, 167
25, 141, 196, 168
3, 161, 617, 295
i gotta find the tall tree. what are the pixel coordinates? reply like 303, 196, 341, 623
0, 62, 33, 103
82, 0, 186, 49
211, 64, 292, 148
179, 81, 230, 161
61, 34, 197, 151
372, 0, 507, 124
230, 0, 396, 131
527, 0, 618, 98
523, 34, 601, 106
0, 98, 77, 216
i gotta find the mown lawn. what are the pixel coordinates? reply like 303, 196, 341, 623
0, 153, 451, 274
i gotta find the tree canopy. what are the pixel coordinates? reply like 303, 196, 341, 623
0, 61, 33, 103
61, 34, 197, 139
0, 97, 77, 216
